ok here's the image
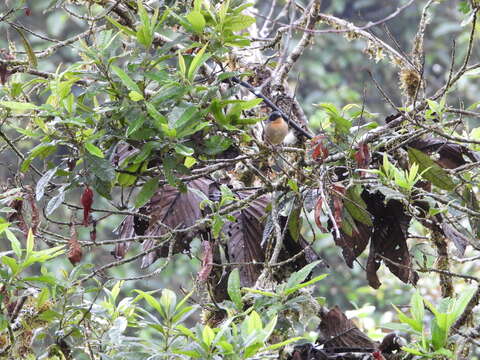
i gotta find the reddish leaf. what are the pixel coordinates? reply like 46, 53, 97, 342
335, 222, 372, 268
354, 142, 371, 171
372, 351, 386, 360
314, 197, 327, 232
311, 136, 329, 163
113, 216, 134, 259
318, 306, 376, 349
140, 178, 213, 268
198, 240, 213, 282
225, 192, 269, 286
68, 223, 82, 265
409, 136, 480, 169
26, 188, 39, 235
24, 7, 31, 16
331, 184, 346, 229
80, 186, 94, 227
363, 191, 418, 288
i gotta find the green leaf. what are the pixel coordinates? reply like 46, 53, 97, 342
2, 256, 19, 275
246, 311, 263, 334
37, 287, 50, 308
13, 27, 37, 68
431, 313, 448, 350
408, 148, 455, 191
106, 16, 137, 36
344, 186, 373, 226
26, 228, 35, 258
85, 153, 115, 182
285, 260, 321, 291
126, 115, 146, 136
242, 288, 278, 297
146, 103, 167, 126
450, 287, 476, 325
111, 65, 142, 93
85, 143, 105, 158
174, 144, 194, 156
187, 44, 209, 81
284, 274, 328, 296
203, 136, 232, 155
202, 325, 215, 347
410, 291, 425, 326
135, 178, 159, 208
186, 11, 206, 33
159, 288, 177, 319
264, 337, 303, 351
224, 15, 256, 31
5, 229, 21, 258
227, 268, 242, 310
0, 101, 38, 111
178, 51, 187, 78
392, 304, 422, 333
21, 142, 57, 172
129, 90, 144, 101
134, 290, 165, 319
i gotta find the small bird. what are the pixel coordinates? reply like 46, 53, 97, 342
264, 111, 289, 145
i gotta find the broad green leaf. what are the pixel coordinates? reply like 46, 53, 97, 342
159, 288, 177, 319
5, 229, 21, 258
202, 325, 215, 347
85, 143, 105, 158
2, 256, 19, 275
408, 148, 455, 191
224, 15, 256, 31
21, 143, 57, 172
285, 260, 321, 291
227, 268, 242, 310
431, 313, 448, 350
244, 343, 263, 358
129, 90, 144, 101
174, 144, 194, 156
0, 101, 38, 111
203, 135, 232, 155
450, 287, 476, 324
246, 311, 263, 334
111, 65, 142, 93
344, 186, 373, 226
85, 153, 115, 182
106, 16, 137, 36
393, 304, 422, 333
37, 287, 50, 308
134, 290, 165, 318
186, 11, 206, 33
410, 291, 425, 326
135, 178, 159, 208
146, 103, 167, 126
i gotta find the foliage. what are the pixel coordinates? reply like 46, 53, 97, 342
0, 0, 479, 359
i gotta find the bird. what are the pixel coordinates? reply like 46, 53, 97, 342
264, 111, 289, 145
